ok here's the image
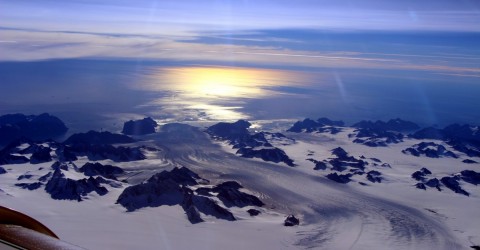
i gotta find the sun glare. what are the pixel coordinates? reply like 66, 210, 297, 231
140, 66, 315, 121
151, 66, 291, 99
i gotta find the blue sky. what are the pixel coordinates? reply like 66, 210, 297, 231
0, 0, 479, 77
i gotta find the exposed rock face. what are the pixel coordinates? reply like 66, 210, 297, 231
287, 118, 344, 134
366, 170, 382, 183
236, 147, 294, 167
15, 182, 42, 190
79, 162, 124, 180
353, 119, 419, 132
206, 120, 251, 142
0, 167, 6, 174
463, 159, 478, 164
329, 147, 366, 171
211, 181, 264, 208
0, 154, 29, 165
411, 168, 432, 181
0, 113, 68, 145
30, 146, 52, 164
402, 142, 457, 158
326, 172, 352, 184
45, 169, 108, 201
51, 161, 73, 171
350, 119, 419, 147
441, 177, 469, 196
460, 170, 480, 185
352, 129, 404, 147
207, 120, 295, 166
65, 144, 146, 162
284, 215, 300, 226
307, 159, 327, 170
122, 117, 158, 135
412, 124, 480, 157
64, 131, 134, 145
117, 167, 263, 224
247, 209, 261, 216
425, 178, 442, 191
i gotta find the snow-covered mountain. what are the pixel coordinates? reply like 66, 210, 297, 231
0, 116, 479, 249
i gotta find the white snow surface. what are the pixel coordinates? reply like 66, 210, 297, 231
0, 124, 479, 250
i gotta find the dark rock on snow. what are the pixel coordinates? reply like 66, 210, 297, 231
460, 170, 480, 185
402, 142, 457, 158
0, 113, 68, 146
247, 209, 261, 216
352, 119, 419, 132
45, 169, 108, 201
0, 166, 6, 174
284, 215, 300, 226
122, 117, 158, 135
15, 182, 42, 190
366, 170, 382, 183
287, 118, 343, 134
236, 147, 294, 167
425, 178, 442, 191
440, 176, 469, 196
79, 162, 124, 180
326, 172, 352, 184
64, 131, 134, 145
415, 183, 427, 190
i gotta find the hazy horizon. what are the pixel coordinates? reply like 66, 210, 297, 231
1, 0, 479, 131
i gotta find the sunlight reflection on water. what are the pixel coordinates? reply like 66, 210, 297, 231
137, 66, 318, 121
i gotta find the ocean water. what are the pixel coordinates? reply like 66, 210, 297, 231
1, 59, 479, 133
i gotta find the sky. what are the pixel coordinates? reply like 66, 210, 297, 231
1, 0, 480, 127
1, 0, 479, 74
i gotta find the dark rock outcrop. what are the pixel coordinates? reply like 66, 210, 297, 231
79, 162, 124, 180
247, 209, 261, 216
284, 215, 300, 226
462, 159, 478, 164
353, 129, 404, 147
211, 181, 264, 208
350, 119, 418, 147
328, 147, 366, 171
326, 172, 352, 184
236, 147, 294, 167
45, 169, 108, 201
122, 117, 158, 135
411, 168, 432, 181
30, 146, 52, 164
64, 131, 134, 145
0, 154, 29, 165
307, 159, 328, 170
425, 178, 442, 191
412, 124, 480, 157
287, 118, 344, 134
15, 182, 42, 190
402, 142, 457, 158
65, 144, 146, 162
0, 167, 6, 174
353, 119, 419, 132
460, 170, 480, 185
366, 170, 382, 183
208, 120, 295, 166
206, 120, 251, 142
415, 183, 427, 190
117, 167, 263, 224
0, 113, 68, 145
440, 176, 469, 196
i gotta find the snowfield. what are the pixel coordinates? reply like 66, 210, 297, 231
1, 122, 479, 249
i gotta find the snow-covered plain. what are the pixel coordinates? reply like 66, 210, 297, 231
1, 123, 479, 249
